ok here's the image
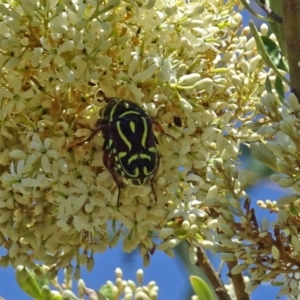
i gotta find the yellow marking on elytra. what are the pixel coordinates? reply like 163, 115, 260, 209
141, 117, 148, 148
130, 121, 135, 133
129, 178, 143, 185
143, 166, 154, 176
118, 152, 127, 158
123, 166, 139, 178
148, 147, 156, 152
108, 99, 142, 121
133, 167, 139, 176
116, 121, 131, 150
128, 154, 138, 165
127, 153, 151, 165
109, 99, 123, 120
119, 110, 141, 118
140, 154, 151, 160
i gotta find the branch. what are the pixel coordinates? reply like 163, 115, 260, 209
196, 247, 231, 300
281, 0, 300, 102
227, 260, 250, 300
254, 0, 282, 23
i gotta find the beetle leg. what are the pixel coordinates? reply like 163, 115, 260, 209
149, 153, 160, 205
103, 150, 124, 210
150, 180, 157, 205
153, 121, 175, 140
115, 180, 123, 210
109, 166, 124, 210
76, 119, 107, 147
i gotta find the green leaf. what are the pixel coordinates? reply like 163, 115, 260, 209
62, 290, 79, 300
268, 0, 286, 56
33, 265, 50, 288
274, 76, 285, 102
41, 286, 55, 300
99, 284, 114, 300
51, 291, 64, 300
278, 56, 289, 73
249, 21, 289, 86
260, 36, 288, 72
265, 76, 272, 93
190, 276, 214, 300
250, 143, 278, 171
96, 293, 109, 300
271, 281, 284, 286
288, 203, 299, 216
16, 266, 43, 300
261, 36, 282, 67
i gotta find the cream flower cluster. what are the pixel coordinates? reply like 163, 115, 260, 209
0, 0, 269, 288
239, 91, 300, 296
15, 265, 158, 300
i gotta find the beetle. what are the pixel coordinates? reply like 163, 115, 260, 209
77, 93, 165, 209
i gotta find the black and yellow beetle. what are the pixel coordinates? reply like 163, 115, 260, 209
78, 93, 166, 209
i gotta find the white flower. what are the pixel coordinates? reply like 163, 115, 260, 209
1, 76, 34, 114
0, 190, 14, 208
2, 160, 30, 195
28, 134, 59, 173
